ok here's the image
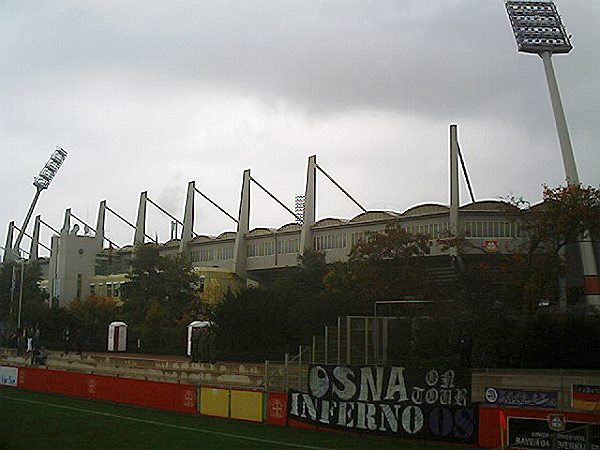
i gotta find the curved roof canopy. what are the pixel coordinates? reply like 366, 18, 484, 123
403, 203, 449, 217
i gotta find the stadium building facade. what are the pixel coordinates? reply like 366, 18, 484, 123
3, 125, 597, 312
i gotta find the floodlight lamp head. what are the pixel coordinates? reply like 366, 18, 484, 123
505, 1, 572, 54
33, 147, 67, 190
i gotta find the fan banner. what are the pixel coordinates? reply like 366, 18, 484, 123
288, 365, 477, 443
484, 387, 558, 409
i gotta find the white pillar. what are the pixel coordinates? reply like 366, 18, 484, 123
48, 234, 60, 306
3, 221, 15, 263
134, 191, 148, 246
449, 125, 459, 257
95, 200, 106, 253
30, 215, 41, 260
300, 155, 317, 254
61, 208, 72, 234
179, 181, 195, 255
233, 170, 251, 278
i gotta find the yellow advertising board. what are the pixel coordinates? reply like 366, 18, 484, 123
230, 389, 263, 422
200, 387, 230, 418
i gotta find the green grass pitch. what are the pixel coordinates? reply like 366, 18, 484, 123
0, 388, 475, 449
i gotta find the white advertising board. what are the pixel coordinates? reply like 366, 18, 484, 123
0, 366, 18, 387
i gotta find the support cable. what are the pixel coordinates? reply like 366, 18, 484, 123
69, 212, 95, 234
105, 205, 156, 244
249, 176, 303, 223
315, 163, 367, 213
193, 186, 239, 224
11, 225, 51, 252
456, 143, 476, 204
146, 197, 183, 226
146, 196, 199, 238
39, 219, 60, 235
69, 211, 120, 248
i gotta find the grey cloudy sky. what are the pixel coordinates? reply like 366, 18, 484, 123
1, 0, 599, 257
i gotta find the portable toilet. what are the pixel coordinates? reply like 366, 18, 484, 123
187, 320, 210, 356
108, 321, 128, 352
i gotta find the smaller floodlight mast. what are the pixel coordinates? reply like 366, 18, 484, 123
506, 1, 600, 313
10, 147, 68, 261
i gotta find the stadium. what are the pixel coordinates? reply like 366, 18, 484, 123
1, 1, 600, 448
3, 126, 538, 311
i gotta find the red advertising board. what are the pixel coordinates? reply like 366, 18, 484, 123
16, 367, 196, 414
266, 392, 288, 426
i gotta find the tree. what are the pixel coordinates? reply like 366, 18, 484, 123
120, 244, 200, 328
512, 184, 600, 256
213, 252, 343, 360
325, 222, 435, 312
70, 294, 119, 350
502, 184, 600, 312
0, 260, 48, 330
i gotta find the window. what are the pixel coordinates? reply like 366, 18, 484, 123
89, 283, 95, 296
106, 282, 113, 297
433, 223, 440, 239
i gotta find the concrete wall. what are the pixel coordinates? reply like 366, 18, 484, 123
49, 232, 97, 307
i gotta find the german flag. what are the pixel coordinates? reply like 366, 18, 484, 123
572, 384, 600, 411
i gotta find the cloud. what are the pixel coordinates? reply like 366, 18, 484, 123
1, 0, 599, 255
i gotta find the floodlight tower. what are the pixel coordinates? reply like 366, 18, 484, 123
506, 1, 600, 313
8, 147, 68, 262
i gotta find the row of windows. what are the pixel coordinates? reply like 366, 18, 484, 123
463, 221, 520, 238
189, 247, 234, 263
89, 282, 121, 298
278, 238, 300, 255
248, 241, 275, 257
406, 223, 451, 240
351, 231, 370, 246
314, 233, 347, 251
190, 249, 214, 262
216, 247, 234, 260
187, 220, 521, 261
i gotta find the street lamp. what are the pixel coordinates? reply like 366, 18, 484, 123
8, 147, 67, 262
505, 1, 600, 313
